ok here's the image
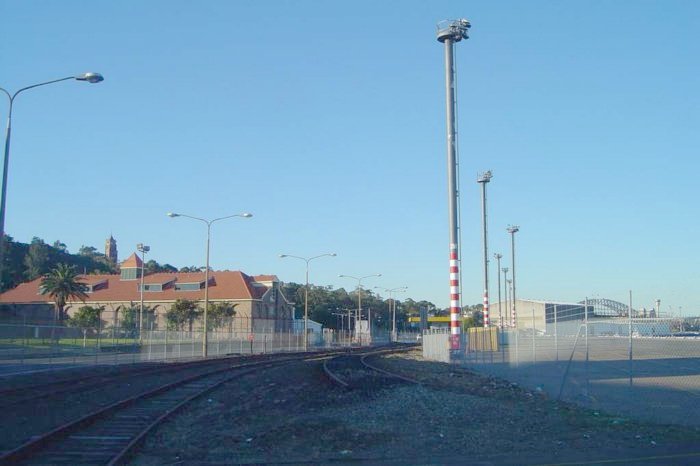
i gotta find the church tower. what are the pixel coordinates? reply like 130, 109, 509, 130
105, 235, 118, 264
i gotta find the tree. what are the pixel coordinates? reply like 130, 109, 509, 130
145, 260, 177, 274
119, 302, 156, 334
1, 235, 28, 291
120, 304, 139, 331
40, 263, 89, 327
68, 305, 105, 333
178, 266, 203, 273
78, 245, 99, 257
166, 299, 201, 331
24, 237, 50, 280
52, 240, 68, 253
207, 301, 237, 331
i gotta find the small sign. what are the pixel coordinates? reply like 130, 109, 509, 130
247, 333, 254, 342
449, 334, 460, 350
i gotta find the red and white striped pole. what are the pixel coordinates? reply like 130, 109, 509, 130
483, 291, 490, 327
449, 244, 461, 348
438, 19, 470, 354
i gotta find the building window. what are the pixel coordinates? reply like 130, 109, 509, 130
139, 284, 163, 292
174, 282, 203, 291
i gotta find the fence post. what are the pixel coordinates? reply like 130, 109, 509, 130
628, 290, 633, 389
554, 304, 558, 362
164, 330, 168, 361
514, 325, 519, 368
532, 308, 536, 363
20, 325, 26, 367
94, 327, 99, 365
584, 298, 589, 361
584, 297, 590, 396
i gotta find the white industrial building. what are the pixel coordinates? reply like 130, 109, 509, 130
492, 299, 672, 337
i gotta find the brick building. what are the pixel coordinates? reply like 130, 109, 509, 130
0, 252, 293, 333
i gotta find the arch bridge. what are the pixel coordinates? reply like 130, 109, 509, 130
579, 298, 635, 317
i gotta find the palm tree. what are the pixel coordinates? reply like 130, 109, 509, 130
40, 263, 89, 327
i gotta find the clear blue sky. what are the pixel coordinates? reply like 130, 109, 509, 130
1, 1, 698, 315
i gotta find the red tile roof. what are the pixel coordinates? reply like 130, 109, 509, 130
0, 270, 268, 304
121, 253, 143, 268
253, 274, 278, 282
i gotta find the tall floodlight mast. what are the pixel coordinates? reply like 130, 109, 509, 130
437, 19, 470, 353
507, 225, 520, 327
478, 171, 492, 327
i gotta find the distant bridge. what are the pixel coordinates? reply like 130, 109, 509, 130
579, 298, 635, 317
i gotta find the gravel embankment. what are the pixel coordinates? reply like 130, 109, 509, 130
0, 357, 257, 452
130, 350, 700, 465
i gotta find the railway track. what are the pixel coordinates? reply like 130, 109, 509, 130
323, 346, 419, 389
0, 345, 415, 465
0, 349, 350, 466
0, 351, 309, 408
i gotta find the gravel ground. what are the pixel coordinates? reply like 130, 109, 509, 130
0, 355, 277, 452
130, 350, 700, 465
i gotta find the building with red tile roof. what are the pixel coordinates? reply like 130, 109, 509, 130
0, 252, 292, 332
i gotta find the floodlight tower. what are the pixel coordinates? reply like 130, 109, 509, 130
437, 18, 471, 352
494, 253, 503, 327
478, 171, 492, 327
507, 225, 520, 327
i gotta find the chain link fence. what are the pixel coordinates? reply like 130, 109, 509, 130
459, 304, 700, 426
0, 323, 349, 375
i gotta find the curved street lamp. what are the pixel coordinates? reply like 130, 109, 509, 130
279, 253, 336, 351
339, 273, 381, 344
0, 73, 104, 281
167, 211, 252, 357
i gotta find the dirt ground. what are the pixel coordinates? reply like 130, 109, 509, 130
130, 350, 700, 465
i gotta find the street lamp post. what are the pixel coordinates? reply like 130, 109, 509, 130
376, 286, 407, 342
477, 171, 492, 327
494, 253, 502, 328
339, 273, 381, 344
502, 267, 509, 326
279, 253, 336, 351
507, 225, 519, 328
137, 243, 150, 342
506, 278, 512, 326
0, 73, 104, 282
167, 212, 252, 358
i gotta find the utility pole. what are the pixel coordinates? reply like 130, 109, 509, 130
507, 225, 520, 328
502, 268, 509, 325
137, 243, 150, 343
478, 171, 492, 327
437, 18, 471, 353
494, 253, 503, 328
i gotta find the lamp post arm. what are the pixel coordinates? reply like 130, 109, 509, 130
281, 254, 307, 263
211, 213, 247, 224
10, 77, 76, 98
308, 253, 334, 262
174, 213, 209, 224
